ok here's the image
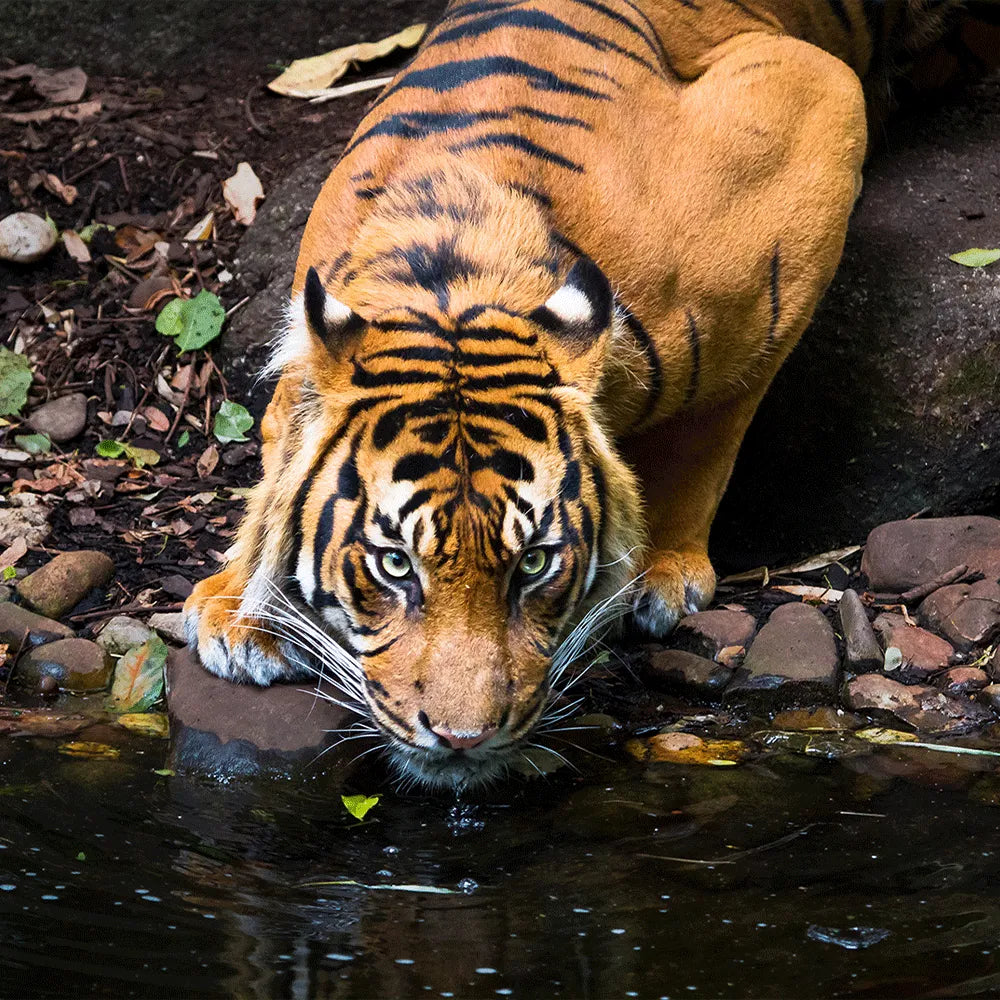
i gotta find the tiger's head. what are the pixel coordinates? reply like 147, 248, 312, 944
253, 166, 644, 789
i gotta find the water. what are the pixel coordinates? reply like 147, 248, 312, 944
2, 725, 1000, 998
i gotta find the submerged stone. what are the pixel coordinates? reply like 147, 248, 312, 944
844, 674, 992, 734
0, 601, 74, 653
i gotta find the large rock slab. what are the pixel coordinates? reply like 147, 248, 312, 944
845, 674, 992, 734
919, 579, 1000, 651
873, 613, 954, 679
671, 610, 756, 662
0, 601, 74, 653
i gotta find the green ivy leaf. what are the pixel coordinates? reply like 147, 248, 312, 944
213, 400, 253, 444
14, 432, 51, 455
0, 349, 33, 417
96, 439, 126, 458
155, 290, 225, 352
177, 429, 190, 448
109, 635, 169, 713
949, 248, 1000, 268
341, 794, 380, 821
95, 440, 159, 468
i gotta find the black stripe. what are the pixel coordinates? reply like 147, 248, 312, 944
313, 495, 337, 603
559, 0, 664, 63
684, 310, 701, 406
767, 245, 780, 344
394, 452, 445, 482
722, 0, 775, 26
509, 182, 552, 208
620, 308, 663, 425
463, 398, 548, 442
826, 0, 853, 33
590, 460, 608, 568
351, 367, 442, 389
447, 132, 584, 172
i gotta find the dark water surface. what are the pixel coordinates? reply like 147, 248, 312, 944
2, 728, 1000, 999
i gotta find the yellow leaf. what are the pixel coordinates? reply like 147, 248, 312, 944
626, 733, 748, 766
58, 741, 121, 758
268, 23, 426, 98
117, 712, 169, 738
854, 727, 918, 745
182, 211, 214, 242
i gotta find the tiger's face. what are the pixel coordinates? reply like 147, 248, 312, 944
272, 253, 643, 790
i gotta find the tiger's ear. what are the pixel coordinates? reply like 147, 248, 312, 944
303, 266, 363, 351
531, 255, 613, 395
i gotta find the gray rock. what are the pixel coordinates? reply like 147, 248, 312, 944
27, 393, 87, 443
0, 494, 51, 547
16, 550, 114, 619
919, 579, 1000, 651
643, 648, 734, 698
725, 602, 840, 708
0, 600, 74, 653
873, 613, 954, 678
96, 615, 153, 656
148, 612, 186, 645
16, 637, 112, 691
838, 588, 883, 672
671, 610, 756, 661
862, 517, 1000, 592
844, 674, 992, 733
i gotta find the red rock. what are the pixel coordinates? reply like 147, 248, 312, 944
873, 613, 953, 678
643, 648, 734, 697
862, 516, 1000, 591
935, 666, 989, 696
919, 580, 1000, 651
845, 674, 991, 733
672, 610, 756, 661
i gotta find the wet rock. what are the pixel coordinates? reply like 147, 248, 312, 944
672, 610, 756, 661
643, 648, 734, 698
0, 494, 51, 547
980, 684, 1000, 712
27, 393, 87, 442
148, 612, 186, 645
844, 674, 992, 733
16, 638, 112, 691
16, 550, 114, 619
725, 602, 840, 708
838, 588, 883, 672
771, 706, 863, 731
919, 580, 1000, 651
0, 601, 74, 653
935, 666, 989, 697
862, 517, 1000, 592
873, 613, 953, 679
96, 615, 153, 656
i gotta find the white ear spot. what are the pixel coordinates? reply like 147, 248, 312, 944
322, 294, 353, 327
543, 284, 594, 326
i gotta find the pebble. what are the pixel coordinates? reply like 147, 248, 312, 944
935, 666, 989, 697
148, 612, 186, 645
862, 516, 1000, 591
0, 601, 74, 653
919, 580, 1000, 651
0, 212, 57, 263
643, 648, 734, 698
26, 393, 87, 443
0, 494, 51, 548
838, 588, 883, 672
872, 613, 954, 678
844, 674, 991, 733
17, 550, 114, 619
725, 602, 840, 708
16, 638, 112, 692
672, 610, 756, 660
96, 615, 153, 656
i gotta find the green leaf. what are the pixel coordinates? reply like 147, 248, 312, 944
14, 432, 51, 455
123, 444, 160, 468
2, 566, 16, 582
96, 439, 126, 458
153, 768, 175, 777
177, 429, 190, 448
109, 635, 168, 713
75, 851, 86, 861
78, 223, 113, 244
213, 400, 253, 444
341, 793, 380, 821
949, 248, 1000, 268
0, 349, 33, 417
155, 290, 225, 352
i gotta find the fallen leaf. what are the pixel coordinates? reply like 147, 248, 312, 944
0, 536, 28, 571
155, 290, 225, 352
62, 229, 91, 263
181, 211, 214, 242
142, 406, 170, 432
0, 349, 33, 416
13, 432, 51, 455
213, 400, 253, 444
117, 712, 169, 738
35, 172, 77, 205
196, 444, 220, 477
341, 793, 380, 820
0, 64, 87, 103
773, 584, 844, 603
854, 727, 918, 745
949, 248, 1000, 268
58, 740, 121, 758
108, 635, 168, 713
222, 161, 265, 226
626, 733, 749, 766
308, 75, 395, 105
268, 23, 426, 97
1, 100, 102, 124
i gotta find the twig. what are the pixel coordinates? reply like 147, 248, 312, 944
117, 155, 131, 197
165, 356, 194, 444
244, 84, 270, 137
308, 75, 394, 105
224, 295, 250, 319
68, 601, 183, 624
899, 564, 969, 604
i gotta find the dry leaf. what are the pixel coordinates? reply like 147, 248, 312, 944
142, 406, 170, 432
62, 230, 91, 263
197, 444, 220, 478
308, 76, 394, 105
0, 535, 28, 569
268, 23, 426, 98
0, 64, 87, 103
2, 100, 102, 124
182, 211, 214, 242
222, 161, 265, 225
773, 584, 844, 603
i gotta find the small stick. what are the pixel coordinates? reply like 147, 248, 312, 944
900, 564, 969, 604
165, 357, 194, 444
68, 601, 183, 624
244, 84, 270, 137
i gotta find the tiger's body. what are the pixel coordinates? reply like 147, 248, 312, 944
185, 0, 958, 788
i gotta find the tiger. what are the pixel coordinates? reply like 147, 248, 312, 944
184, 0, 959, 789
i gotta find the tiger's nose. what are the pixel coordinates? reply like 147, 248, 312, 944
430, 724, 498, 751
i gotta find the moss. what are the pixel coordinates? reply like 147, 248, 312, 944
940, 347, 1000, 403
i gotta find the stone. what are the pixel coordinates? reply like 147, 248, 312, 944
15, 638, 112, 691
16, 550, 114, 619
844, 674, 992, 733
873, 613, 954, 678
935, 666, 989, 697
861, 517, 1000, 592
0, 600, 74, 653
148, 612, 186, 645
671, 610, 757, 661
0, 494, 51, 547
771, 706, 862, 731
26, 393, 87, 442
0, 212, 57, 263
96, 615, 153, 656
725, 602, 840, 708
643, 648, 734, 698
838, 588, 883, 672
919, 579, 1000, 651
980, 684, 1000, 712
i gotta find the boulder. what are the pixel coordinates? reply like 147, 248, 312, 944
148, 612, 186, 645
96, 615, 154, 656
16, 638, 112, 692
16, 550, 114, 619
838, 588, 883, 672
873, 613, 954, 678
0, 601, 74, 653
844, 674, 992, 733
935, 666, 989, 697
643, 648, 734, 698
919, 579, 1000, 651
671, 610, 756, 661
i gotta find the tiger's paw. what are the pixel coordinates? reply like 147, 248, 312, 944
631, 547, 716, 638
183, 569, 307, 686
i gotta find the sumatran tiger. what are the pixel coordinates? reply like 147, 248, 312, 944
184, 0, 960, 788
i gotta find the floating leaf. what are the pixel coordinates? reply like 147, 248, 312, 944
626, 733, 748, 766
14, 432, 51, 455
0, 349, 32, 416
213, 400, 253, 444
949, 248, 1000, 268
155, 289, 225, 352
75, 851, 86, 861
117, 712, 169, 738
109, 635, 168, 713
58, 741, 121, 759
153, 768, 175, 777
341, 793, 380, 820
301, 879, 457, 894
855, 727, 918, 745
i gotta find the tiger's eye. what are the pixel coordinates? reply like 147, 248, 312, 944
380, 550, 412, 579
518, 548, 548, 576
